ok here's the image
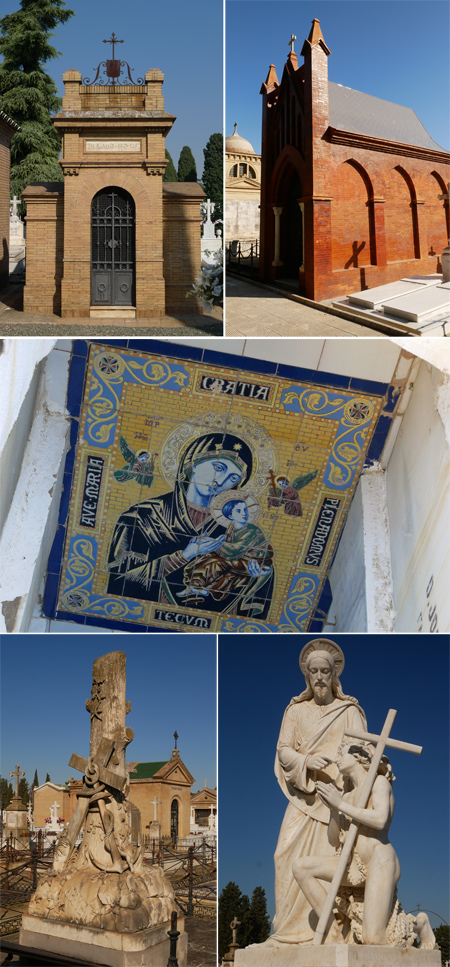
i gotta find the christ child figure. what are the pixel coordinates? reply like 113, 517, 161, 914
177, 492, 273, 609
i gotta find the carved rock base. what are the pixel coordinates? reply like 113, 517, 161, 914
20, 913, 188, 967
234, 944, 441, 967
28, 866, 175, 932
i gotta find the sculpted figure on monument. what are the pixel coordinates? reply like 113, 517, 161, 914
268, 639, 367, 946
237, 640, 439, 965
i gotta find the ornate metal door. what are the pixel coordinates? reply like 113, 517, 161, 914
171, 799, 179, 840
91, 188, 135, 306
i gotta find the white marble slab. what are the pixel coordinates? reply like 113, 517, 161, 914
348, 281, 426, 309
382, 288, 450, 322
234, 944, 441, 966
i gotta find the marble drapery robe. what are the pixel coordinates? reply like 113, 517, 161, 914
272, 696, 367, 944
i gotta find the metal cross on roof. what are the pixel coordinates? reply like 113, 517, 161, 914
173, 730, 179, 749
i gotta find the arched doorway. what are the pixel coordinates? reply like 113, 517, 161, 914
91, 187, 135, 306
170, 799, 179, 840
284, 170, 303, 279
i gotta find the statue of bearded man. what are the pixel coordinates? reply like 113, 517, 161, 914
268, 639, 367, 946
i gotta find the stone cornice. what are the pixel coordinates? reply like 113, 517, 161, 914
326, 127, 450, 164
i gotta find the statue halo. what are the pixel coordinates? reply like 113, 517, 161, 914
299, 638, 345, 678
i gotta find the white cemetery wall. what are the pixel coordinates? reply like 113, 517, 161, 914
386, 358, 450, 633
0, 341, 71, 633
225, 199, 260, 241
322, 479, 368, 633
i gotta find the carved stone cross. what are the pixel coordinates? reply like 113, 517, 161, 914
151, 795, 162, 820
231, 916, 241, 944
10, 764, 25, 798
10, 196, 20, 219
289, 33, 297, 53
313, 708, 422, 945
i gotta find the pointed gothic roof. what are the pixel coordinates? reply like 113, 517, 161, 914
328, 82, 447, 152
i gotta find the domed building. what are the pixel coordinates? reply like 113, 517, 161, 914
225, 123, 261, 243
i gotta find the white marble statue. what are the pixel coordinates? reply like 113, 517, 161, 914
295, 742, 435, 948
237, 641, 439, 965
268, 639, 367, 945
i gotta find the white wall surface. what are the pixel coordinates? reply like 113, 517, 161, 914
386, 360, 450, 633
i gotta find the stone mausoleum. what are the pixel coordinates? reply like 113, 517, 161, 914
259, 19, 450, 301
22, 48, 203, 318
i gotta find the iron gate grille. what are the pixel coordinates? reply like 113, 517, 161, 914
91, 188, 135, 306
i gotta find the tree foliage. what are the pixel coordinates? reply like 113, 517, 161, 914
163, 148, 178, 183
218, 881, 271, 960
0, 777, 14, 809
0, 0, 74, 206
434, 925, 449, 965
18, 776, 29, 805
177, 145, 197, 183
202, 132, 223, 222
32, 769, 39, 789
45, 772, 51, 783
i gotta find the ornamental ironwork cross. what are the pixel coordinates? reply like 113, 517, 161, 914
289, 33, 297, 53
10, 764, 25, 798
312, 708, 422, 945
173, 730, 179, 749
103, 32, 124, 59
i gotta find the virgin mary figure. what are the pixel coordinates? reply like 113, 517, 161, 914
107, 431, 274, 618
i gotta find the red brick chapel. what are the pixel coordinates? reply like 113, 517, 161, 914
259, 19, 450, 301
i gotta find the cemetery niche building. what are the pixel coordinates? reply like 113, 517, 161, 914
22, 42, 204, 319
259, 20, 450, 302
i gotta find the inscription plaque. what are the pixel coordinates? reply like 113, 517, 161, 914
86, 140, 141, 153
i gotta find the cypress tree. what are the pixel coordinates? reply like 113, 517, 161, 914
45, 772, 51, 782
202, 132, 223, 222
18, 776, 29, 805
247, 886, 271, 945
177, 145, 197, 182
0, 0, 75, 208
163, 148, 178, 182
32, 768, 39, 788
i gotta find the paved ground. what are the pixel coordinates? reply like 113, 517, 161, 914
225, 275, 387, 337
0, 285, 222, 337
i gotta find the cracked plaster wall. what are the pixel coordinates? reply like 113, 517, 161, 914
0, 341, 71, 633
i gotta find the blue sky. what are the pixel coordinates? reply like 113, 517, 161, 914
1, 635, 217, 792
226, 1, 450, 154
1, 0, 223, 177
218, 634, 450, 932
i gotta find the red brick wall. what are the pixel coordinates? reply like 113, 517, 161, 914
331, 161, 372, 270
385, 166, 416, 263
259, 29, 450, 302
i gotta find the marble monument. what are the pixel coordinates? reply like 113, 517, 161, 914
234, 639, 440, 967
20, 650, 187, 966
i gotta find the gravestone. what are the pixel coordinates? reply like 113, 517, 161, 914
201, 197, 222, 266
20, 650, 187, 966
5, 764, 28, 848
9, 196, 26, 278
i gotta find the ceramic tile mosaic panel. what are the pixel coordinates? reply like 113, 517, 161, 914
45, 340, 393, 632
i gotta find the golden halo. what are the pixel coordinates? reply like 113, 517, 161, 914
160, 413, 276, 494
299, 638, 345, 677
209, 490, 261, 527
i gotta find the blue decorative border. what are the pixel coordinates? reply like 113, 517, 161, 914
44, 339, 393, 633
